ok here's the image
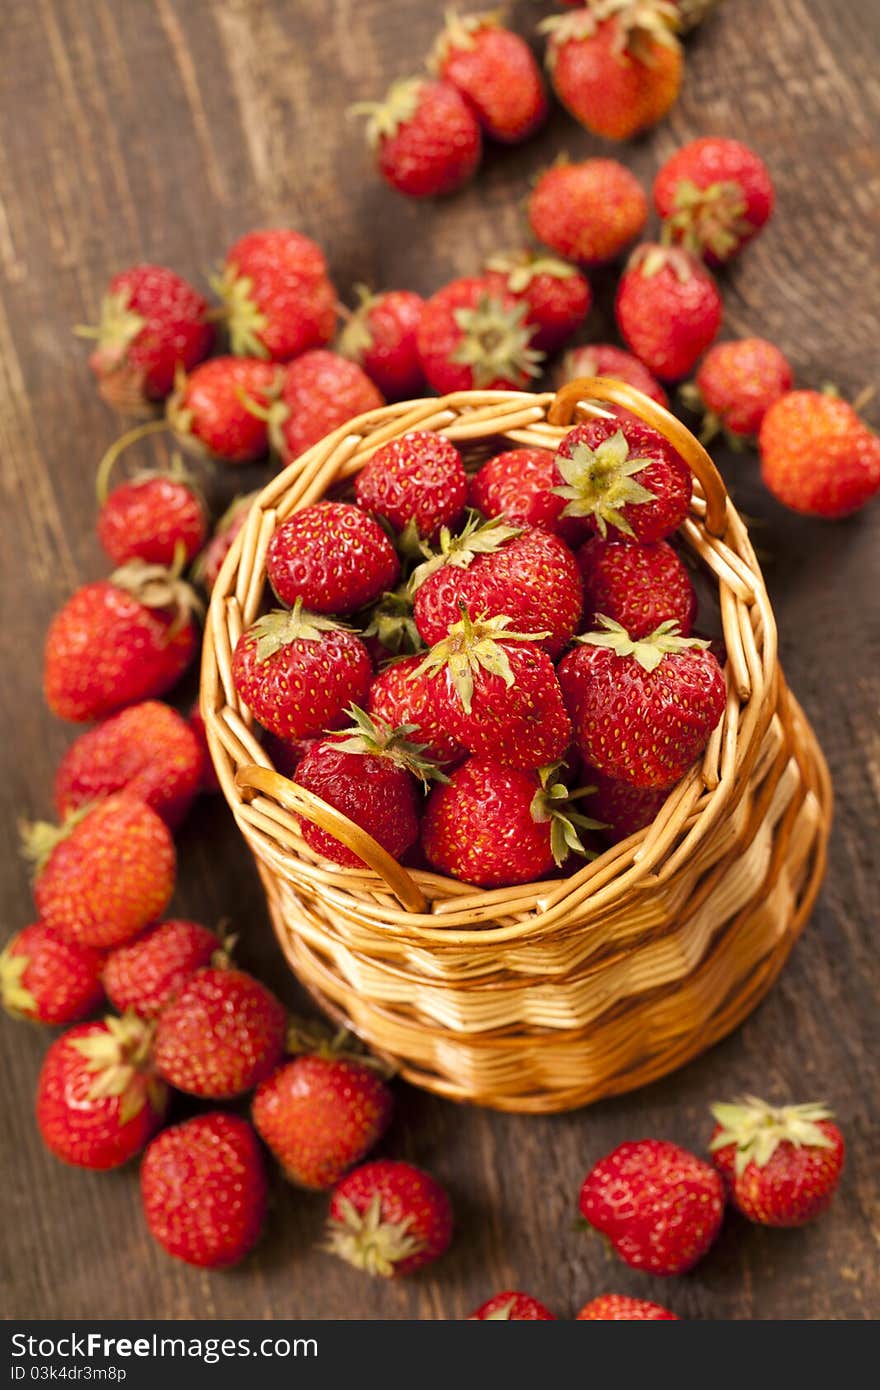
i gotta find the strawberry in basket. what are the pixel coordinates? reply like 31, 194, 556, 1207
468, 447, 587, 546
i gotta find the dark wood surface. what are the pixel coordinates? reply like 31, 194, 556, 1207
2, 0, 878, 1321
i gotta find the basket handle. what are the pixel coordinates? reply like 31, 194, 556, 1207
547, 377, 729, 539
234, 764, 427, 914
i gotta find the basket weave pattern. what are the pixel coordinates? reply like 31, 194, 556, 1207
201, 380, 832, 1113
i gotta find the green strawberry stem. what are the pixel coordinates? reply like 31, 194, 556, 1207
450, 292, 544, 389
408, 513, 522, 592
286, 1017, 396, 1075
324, 1194, 423, 1277
578, 615, 710, 674
95, 418, 171, 505
331, 705, 447, 785
552, 428, 657, 537
709, 1096, 837, 1176
530, 763, 605, 867
20, 804, 94, 878
412, 607, 547, 715
210, 262, 270, 359
250, 600, 353, 662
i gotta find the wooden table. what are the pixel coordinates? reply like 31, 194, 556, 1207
2, 0, 878, 1321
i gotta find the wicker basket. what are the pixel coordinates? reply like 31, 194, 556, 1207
200, 379, 832, 1114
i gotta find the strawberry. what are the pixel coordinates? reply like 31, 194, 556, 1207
267, 501, 400, 613
215, 227, 337, 361
43, 562, 201, 722
36, 1014, 167, 1170
154, 966, 286, 1098
583, 765, 669, 842
232, 604, 373, 740
468, 447, 587, 547
654, 138, 775, 263
141, 1113, 268, 1268
558, 617, 725, 788
270, 350, 385, 463
616, 243, 723, 381
681, 337, 793, 442
26, 796, 176, 950
422, 757, 600, 888
96, 454, 207, 568
253, 1026, 393, 1189
413, 523, 584, 659
553, 417, 692, 543
103, 919, 220, 1019
576, 536, 696, 637
759, 390, 880, 518
325, 1159, 453, 1277
541, 2, 683, 141
338, 287, 426, 400
292, 708, 437, 869
484, 250, 592, 354
413, 612, 572, 769
354, 431, 468, 542
1, 923, 104, 1026
353, 77, 482, 198
528, 159, 647, 267
577, 1295, 678, 1320
367, 655, 466, 768
709, 1096, 845, 1227
580, 1138, 725, 1275
75, 264, 213, 413
360, 588, 424, 663
53, 700, 205, 829
167, 356, 279, 463
555, 344, 669, 413
430, 10, 548, 144
471, 1292, 556, 1320
417, 276, 544, 394
193, 492, 257, 593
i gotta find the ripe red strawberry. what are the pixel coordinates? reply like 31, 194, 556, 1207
759, 390, 880, 518
682, 337, 794, 443
584, 765, 669, 842
232, 604, 373, 740
558, 617, 725, 788
555, 343, 669, 412
484, 250, 592, 354
267, 501, 400, 613
1, 923, 104, 1025
654, 138, 775, 263
576, 536, 696, 637
430, 11, 548, 143
413, 523, 583, 659
167, 356, 279, 463
417, 276, 544, 394
37, 1014, 167, 1170
413, 613, 572, 769
253, 1031, 393, 1189
553, 417, 692, 543
580, 1138, 724, 1275
577, 1295, 679, 1320
271, 349, 385, 463
154, 966, 286, 1098
326, 1159, 453, 1277
616, 244, 723, 381
27, 796, 175, 950
103, 919, 220, 1019
471, 1292, 556, 1320
353, 77, 482, 197
96, 457, 207, 568
292, 708, 436, 869
43, 563, 201, 722
193, 492, 257, 593
528, 159, 648, 267
53, 700, 205, 829
422, 757, 599, 888
355, 432, 468, 542
542, 2, 683, 141
709, 1096, 845, 1227
215, 228, 337, 361
141, 1113, 268, 1268
367, 656, 466, 768
468, 447, 586, 547
75, 264, 214, 412
338, 287, 426, 400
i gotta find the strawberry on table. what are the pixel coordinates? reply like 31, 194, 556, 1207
576, 535, 697, 637
367, 655, 466, 768
417, 276, 544, 394
1, 923, 104, 1026
555, 344, 669, 412
267, 501, 400, 613
759, 390, 880, 518
154, 966, 286, 1098
553, 417, 692, 544
26, 796, 175, 950
337, 287, 426, 400
325, 1159, 453, 1277
353, 77, 482, 198
528, 159, 648, 267
430, 10, 548, 144
354, 431, 468, 542
232, 603, 373, 741
579, 1139, 725, 1275
36, 1014, 168, 1170
616, 244, 723, 382
167, 355, 280, 463
484, 250, 592, 354
271, 349, 385, 462
468, 447, 587, 547
214, 227, 337, 361
471, 1292, 556, 1320
709, 1096, 845, 1227
53, 700, 205, 829
102, 919, 221, 1019
654, 138, 775, 263
96, 453, 207, 568
681, 337, 794, 442
141, 1113, 268, 1268
577, 1294, 679, 1320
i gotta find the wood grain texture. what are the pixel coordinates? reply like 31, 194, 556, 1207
1, 0, 878, 1320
